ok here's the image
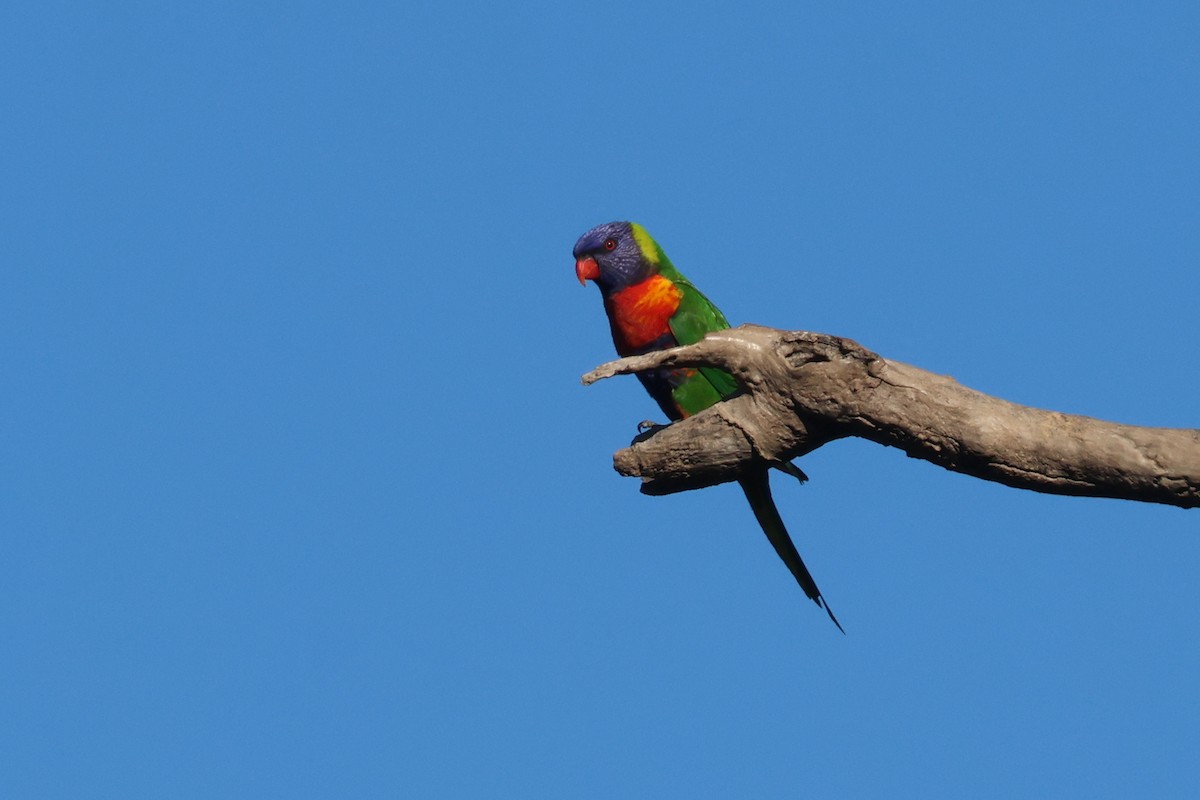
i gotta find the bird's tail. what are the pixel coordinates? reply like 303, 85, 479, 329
738, 470, 844, 633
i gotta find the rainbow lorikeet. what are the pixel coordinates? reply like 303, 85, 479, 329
574, 221, 842, 631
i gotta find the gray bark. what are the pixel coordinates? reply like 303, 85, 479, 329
582, 325, 1200, 508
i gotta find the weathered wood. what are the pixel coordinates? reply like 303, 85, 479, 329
582, 324, 1200, 508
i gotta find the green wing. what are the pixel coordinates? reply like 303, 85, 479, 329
659, 258, 740, 407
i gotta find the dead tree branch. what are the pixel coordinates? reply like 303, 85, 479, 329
582, 324, 1200, 508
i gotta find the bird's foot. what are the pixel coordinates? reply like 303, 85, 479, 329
632, 419, 667, 445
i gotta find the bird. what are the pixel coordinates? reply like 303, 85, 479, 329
574, 220, 843, 632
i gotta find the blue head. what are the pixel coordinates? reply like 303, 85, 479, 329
573, 221, 662, 293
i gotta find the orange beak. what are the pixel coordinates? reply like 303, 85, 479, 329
575, 256, 600, 286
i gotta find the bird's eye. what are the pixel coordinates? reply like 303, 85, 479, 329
604, 238, 617, 251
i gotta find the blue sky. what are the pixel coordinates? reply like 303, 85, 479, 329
3, 1, 1198, 797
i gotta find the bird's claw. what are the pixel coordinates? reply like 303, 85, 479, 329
637, 419, 665, 433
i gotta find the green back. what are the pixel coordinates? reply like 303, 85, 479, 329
655, 251, 740, 415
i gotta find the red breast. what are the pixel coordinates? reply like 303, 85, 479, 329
603, 275, 682, 354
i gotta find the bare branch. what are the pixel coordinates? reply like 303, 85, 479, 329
583, 324, 1200, 508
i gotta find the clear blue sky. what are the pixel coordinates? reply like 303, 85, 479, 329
3, 2, 1198, 797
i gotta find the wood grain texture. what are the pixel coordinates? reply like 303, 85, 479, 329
583, 325, 1200, 507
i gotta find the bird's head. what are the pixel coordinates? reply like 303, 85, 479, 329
573, 221, 663, 292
